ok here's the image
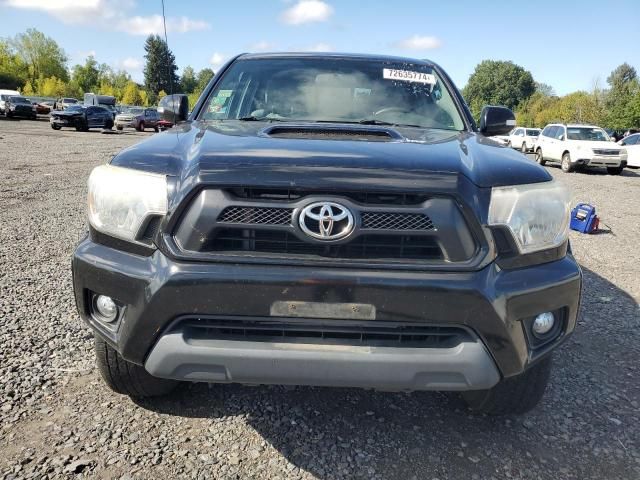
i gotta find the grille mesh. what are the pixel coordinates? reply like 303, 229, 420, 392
218, 206, 292, 225
361, 212, 434, 231
592, 149, 621, 156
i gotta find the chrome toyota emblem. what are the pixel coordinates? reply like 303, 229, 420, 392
298, 202, 355, 241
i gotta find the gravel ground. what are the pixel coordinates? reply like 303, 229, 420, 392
1, 118, 639, 480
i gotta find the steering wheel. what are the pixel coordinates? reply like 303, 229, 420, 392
374, 106, 412, 116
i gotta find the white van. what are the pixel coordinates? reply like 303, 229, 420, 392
0, 89, 21, 115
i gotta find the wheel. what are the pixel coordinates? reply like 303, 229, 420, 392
154, 126, 159, 133
94, 335, 178, 398
535, 148, 546, 165
51, 124, 61, 130
462, 355, 552, 415
104, 118, 114, 130
561, 152, 574, 173
137, 121, 145, 132
116, 125, 123, 131
507, 140, 511, 147
607, 166, 624, 175
521, 142, 527, 153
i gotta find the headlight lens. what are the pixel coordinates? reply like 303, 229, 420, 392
488, 181, 570, 254
88, 165, 167, 245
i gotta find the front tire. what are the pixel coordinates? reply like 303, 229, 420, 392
521, 142, 527, 153
607, 166, 624, 175
94, 336, 178, 398
51, 124, 61, 130
535, 148, 546, 165
462, 356, 552, 415
561, 152, 574, 173
137, 121, 145, 132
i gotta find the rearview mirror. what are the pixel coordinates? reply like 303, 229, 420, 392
158, 94, 189, 123
479, 106, 516, 137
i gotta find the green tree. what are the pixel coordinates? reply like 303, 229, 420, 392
0, 40, 28, 89
143, 35, 179, 103
535, 82, 556, 97
122, 80, 143, 105
71, 55, 100, 93
463, 60, 535, 119
196, 67, 214, 91
605, 63, 639, 129
180, 65, 197, 93
10, 28, 68, 84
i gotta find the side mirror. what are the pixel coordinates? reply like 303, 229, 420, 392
479, 106, 516, 136
559, 135, 565, 141
158, 94, 189, 123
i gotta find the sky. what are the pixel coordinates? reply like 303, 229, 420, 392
1, 0, 639, 96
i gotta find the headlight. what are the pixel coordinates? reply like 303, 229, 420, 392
88, 165, 167, 245
488, 180, 570, 254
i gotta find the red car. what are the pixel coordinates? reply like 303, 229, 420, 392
157, 119, 173, 131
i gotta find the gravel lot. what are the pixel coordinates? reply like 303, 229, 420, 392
1, 118, 639, 480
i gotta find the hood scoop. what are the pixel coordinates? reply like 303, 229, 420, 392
262, 124, 401, 142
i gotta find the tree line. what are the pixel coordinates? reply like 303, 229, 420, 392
0, 28, 214, 107
463, 60, 640, 131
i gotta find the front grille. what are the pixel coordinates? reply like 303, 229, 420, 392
227, 188, 429, 205
361, 212, 434, 231
177, 317, 471, 349
218, 206, 292, 225
593, 149, 621, 156
209, 229, 442, 260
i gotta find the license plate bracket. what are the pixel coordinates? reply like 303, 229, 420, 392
270, 301, 376, 320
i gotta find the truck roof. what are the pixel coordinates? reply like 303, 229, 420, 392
237, 51, 436, 67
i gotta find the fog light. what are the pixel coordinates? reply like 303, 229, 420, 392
95, 295, 118, 322
532, 312, 555, 337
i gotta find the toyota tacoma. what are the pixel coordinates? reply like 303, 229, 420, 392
72, 53, 582, 415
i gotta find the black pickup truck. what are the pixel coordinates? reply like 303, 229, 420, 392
72, 53, 581, 415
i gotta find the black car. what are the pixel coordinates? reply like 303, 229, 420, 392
4, 96, 36, 119
50, 105, 114, 131
72, 53, 582, 415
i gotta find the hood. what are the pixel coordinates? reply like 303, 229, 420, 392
53, 110, 83, 117
110, 120, 551, 191
569, 140, 621, 150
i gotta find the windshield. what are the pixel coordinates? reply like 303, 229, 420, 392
123, 107, 143, 115
526, 129, 540, 136
198, 57, 465, 130
63, 98, 77, 103
10, 96, 30, 104
567, 127, 609, 141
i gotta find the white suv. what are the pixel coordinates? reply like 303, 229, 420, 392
508, 127, 541, 153
535, 124, 627, 174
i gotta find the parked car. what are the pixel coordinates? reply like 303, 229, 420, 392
508, 127, 541, 153
535, 123, 627, 174
3, 96, 37, 119
31, 100, 51, 115
54, 97, 79, 110
84, 93, 117, 118
50, 105, 114, 131
157, 119, 173, 131
73, 52, 582, 416
0, 89, 21, 114
115, 107, 160, 132
618, 133, 640, 168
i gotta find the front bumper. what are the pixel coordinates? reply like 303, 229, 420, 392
575, 155, 626, 167
72, 237, 582, 390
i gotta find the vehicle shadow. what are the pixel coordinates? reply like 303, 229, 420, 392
133, 266, 639, 479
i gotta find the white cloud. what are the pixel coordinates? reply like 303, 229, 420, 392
281, 0, 333, 25
1, 0, 209, 35
210, 53, 227, 69
394, 35, 442, 50
77, 49, 97, 58
117, 15, 209, 36
304, 42, 333, 52
249, 40, 276, 52
120, 57, 143, 71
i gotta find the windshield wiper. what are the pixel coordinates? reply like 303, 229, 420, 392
358, 119, 423, 128
237, 115, 283, 122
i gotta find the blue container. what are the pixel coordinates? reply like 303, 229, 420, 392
570, 203, 598, 234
